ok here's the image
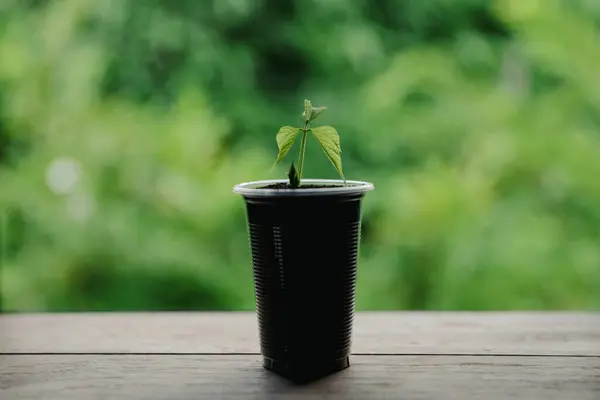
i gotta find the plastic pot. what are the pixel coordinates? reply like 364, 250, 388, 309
233, 179, 374, 382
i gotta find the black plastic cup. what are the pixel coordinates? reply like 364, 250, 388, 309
233, 179, 374, 383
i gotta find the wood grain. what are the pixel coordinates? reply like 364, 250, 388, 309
1, 354, 598, 400
1, 312, 599, 355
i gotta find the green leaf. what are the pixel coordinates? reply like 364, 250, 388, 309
309, 106, 327, 122
288, 161, 300, 188
311, 126, 345, 181
302, 99, 312, 122
273, 126, 301, 166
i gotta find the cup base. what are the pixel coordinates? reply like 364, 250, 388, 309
262, 356, 350, 383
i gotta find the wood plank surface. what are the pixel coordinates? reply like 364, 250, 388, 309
1, 354, 598, 400
1, 312, 599, 355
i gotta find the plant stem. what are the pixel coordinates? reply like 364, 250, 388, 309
297, 130, 308, 185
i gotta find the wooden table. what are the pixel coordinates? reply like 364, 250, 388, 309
1, 312, 598, 399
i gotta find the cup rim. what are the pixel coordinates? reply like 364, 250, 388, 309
232, 179, 375, 197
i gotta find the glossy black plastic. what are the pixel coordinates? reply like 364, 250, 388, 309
240, 191, 366, 383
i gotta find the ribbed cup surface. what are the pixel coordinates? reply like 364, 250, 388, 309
243, 193, 364, 366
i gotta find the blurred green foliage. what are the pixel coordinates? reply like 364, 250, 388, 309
1, 0, 599, 311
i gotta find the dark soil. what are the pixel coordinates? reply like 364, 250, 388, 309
261, 183, 356, 189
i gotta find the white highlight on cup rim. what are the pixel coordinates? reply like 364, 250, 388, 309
233, 179, 375, 197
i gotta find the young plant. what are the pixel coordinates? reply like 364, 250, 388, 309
273, 99, 345, 188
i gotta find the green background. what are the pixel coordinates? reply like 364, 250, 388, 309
1, 0, 599, 311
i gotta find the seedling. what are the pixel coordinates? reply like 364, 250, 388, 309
272, 99, 345, 188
